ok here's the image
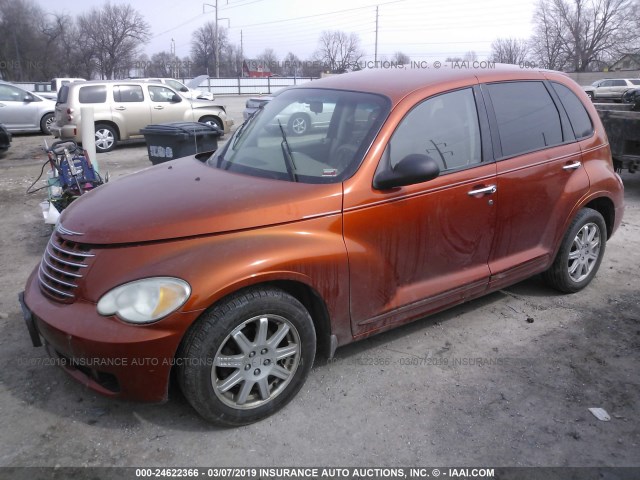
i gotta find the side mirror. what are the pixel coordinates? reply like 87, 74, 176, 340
373, 154, 440, 190
180, 87, 189, 92
171, 94, 182, 103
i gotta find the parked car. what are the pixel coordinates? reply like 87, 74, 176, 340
21, 66, 624, 427
243, 96, 273, 121
243, 94, 335, 135
583, 78, 640, 100
139, 78, 214, 101
0, 80, 56, 134
50, 80, 233, 153
0, 123, 11, 157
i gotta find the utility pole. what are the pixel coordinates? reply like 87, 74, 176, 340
203, 2, 229, 78
374, 6, 379, 67
240, 29, 244, 77
170, 38, 176, 78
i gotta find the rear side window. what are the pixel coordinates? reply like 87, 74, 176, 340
78, 85, 107, 104
630, 80, 640, 86
114, 85, 144, 103
487, 81, 562, 158
611, 80, 626, 87
551, 82, 593, 140
387, 88, 482, 172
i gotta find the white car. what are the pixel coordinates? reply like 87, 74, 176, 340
140, 77, 214, 101
0, 80, 56, 133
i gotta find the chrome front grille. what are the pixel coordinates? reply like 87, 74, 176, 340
38, 234, 94, 302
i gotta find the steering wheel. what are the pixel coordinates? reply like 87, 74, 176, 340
50, 140, 78, 156
332, 144, 358, 171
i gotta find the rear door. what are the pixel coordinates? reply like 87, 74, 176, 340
482, 81, 590, 289
345, 87, 497, 336
112, 84, 151, 136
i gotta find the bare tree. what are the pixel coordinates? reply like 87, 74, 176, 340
392, 51, 410, 65
315, 30, 364, 73
463, 51, 478, 62
490, 38, 530, 64
191, 22, 228, 77
282, 52, 302, 76
530, 0, 638, 72
529, 1, 569, 70
77, 2, 150, 79
257, 48, 280, 75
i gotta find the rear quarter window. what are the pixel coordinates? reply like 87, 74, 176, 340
486, 81, 563, 158
78, 85, 107, 104
56, 85, 69, 104
551, 82, 593, 140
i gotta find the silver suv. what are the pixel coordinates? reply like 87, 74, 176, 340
583, 78, 640, 100
51, 80, 233, 153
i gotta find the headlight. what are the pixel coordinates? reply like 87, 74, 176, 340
97, 277, 191, 324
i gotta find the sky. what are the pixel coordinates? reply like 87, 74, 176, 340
35, 0, 538, 64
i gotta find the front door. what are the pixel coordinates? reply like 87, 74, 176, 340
344, 87, 497, 337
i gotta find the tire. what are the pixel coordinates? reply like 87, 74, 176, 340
288, 113, 309, 136
178, 287, 316, 426
94, 123, 117, 153
199, 116, 223, 132
543, 208, 607, 293
40, 113, 54, 134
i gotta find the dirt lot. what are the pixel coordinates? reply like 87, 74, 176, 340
0, 96, 638, 468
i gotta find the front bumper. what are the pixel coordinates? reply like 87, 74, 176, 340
20, 270, 202, 402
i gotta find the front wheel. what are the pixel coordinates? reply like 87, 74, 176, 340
288, 113, 310, 136
543, 208, 607, 293
198, 116, 223, 132
94, 124, 117, 153
178, 288, 316, 426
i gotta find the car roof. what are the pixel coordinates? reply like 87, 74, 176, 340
290, 65, 567, 105
65, 80, 167, 88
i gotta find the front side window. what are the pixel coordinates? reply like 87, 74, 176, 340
487, 81, 563, 158
0, 84, 26, 101
114, 85, 144, 102
386, 88, 482, 172
78, 85, 107, 104
149, 86, 179, 103
208, 88, 390, 183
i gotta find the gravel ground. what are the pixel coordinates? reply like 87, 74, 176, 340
0, 96, 638, 468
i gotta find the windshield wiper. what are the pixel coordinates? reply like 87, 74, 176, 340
277, 119, 298, 182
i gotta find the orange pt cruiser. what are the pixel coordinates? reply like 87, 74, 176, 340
20, 66, 624, 426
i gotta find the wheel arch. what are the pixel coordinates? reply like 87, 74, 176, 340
179, 279, 333, 361
584, 196, 615, 239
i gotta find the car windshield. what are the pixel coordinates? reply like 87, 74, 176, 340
208, 88, 389, 183
630, 79, 640, 85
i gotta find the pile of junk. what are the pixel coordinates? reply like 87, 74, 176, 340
27, 140, 105, 224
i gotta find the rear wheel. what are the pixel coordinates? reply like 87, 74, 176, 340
288, 113, 310, 136
543, 208, 606, 293
94, 124, 117, 153
178, 287, 316, 426
40, 113, 54, 134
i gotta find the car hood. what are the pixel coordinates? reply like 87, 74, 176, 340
58, 156, 343, 244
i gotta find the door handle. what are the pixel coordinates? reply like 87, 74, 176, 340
562, 161, 581, 171
114, 106, 126, 111
468, 185, 497, 196
154, 106, 164, 110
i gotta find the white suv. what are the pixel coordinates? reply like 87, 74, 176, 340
583, 78, 640, 100
51, 80, 233, 152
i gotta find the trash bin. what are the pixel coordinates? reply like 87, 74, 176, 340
140, 121, 222, 165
